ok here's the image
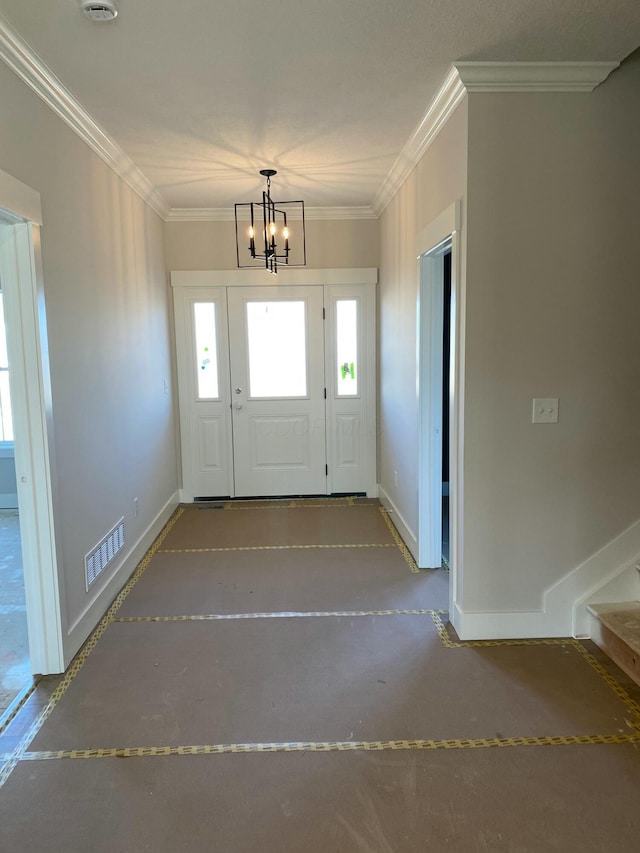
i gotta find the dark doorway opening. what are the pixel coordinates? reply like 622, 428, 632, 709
442, 251, 452, 567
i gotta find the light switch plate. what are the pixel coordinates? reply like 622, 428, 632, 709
532, 398, 559, 423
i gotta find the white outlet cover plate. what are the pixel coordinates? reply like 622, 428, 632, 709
532, 397, 559, 423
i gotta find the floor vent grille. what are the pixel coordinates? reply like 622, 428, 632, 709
85, 518, 125, 589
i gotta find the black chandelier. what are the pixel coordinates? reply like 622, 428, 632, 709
234, 170, 306, 274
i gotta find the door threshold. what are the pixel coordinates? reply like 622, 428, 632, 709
193, 493, 367, 503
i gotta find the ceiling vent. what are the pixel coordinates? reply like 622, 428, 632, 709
81, 1, 118, 22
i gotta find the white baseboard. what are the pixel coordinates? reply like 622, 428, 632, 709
453, 518, 640, 640
63, 490, 180, 666
560, 518, 640, 637
452, 602, 568, 640
377, 485, 418, 561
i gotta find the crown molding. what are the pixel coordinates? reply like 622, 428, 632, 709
165, 205, 378, 222
372, 67, 466, 217
306, 206, 377, 220
0, 18, 621, 226
0, 15, 170, 219
371, 60, 618, 216
454, 61, 619, 92
166, 208, 235, 222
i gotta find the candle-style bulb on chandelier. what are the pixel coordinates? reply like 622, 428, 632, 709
235, 170, 306, 274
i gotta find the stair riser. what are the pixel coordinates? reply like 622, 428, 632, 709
589, 612, 640, 688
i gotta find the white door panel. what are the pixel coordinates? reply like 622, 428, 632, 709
324, 285, 376, 496
174, 287, 233, 499
227, 286, 327, 496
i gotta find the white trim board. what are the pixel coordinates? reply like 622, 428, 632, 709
166, 206, 378, 222
0, 169, 42, 225
0, 215, 65, 674
378, 486, 418, 562
452, 517, 640, 640
455, 61, 618, 92
171, 268, 378, 288
373, 67, 467, 216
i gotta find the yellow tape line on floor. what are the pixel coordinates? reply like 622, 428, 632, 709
430, 612, 640, 733
0, 507, 186, 789
159, 543, 398, 553
112, 609, 446, 623
4, 502, 640, 787
18, 732, 640, 762
378, 507, 420, 573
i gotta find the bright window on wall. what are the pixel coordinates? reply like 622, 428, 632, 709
336, 299, 358, 396
0, 291, 13, 443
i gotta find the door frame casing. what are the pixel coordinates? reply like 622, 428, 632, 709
171, 269, 378, 501
0, 169, 65, 675
416, 201, 464, 626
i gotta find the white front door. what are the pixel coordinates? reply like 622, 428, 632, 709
227, 286, 327, 496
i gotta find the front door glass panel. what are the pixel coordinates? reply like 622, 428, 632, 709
193, 302, 219, 399
336, 299, 358, 396
246, 301, 307, 398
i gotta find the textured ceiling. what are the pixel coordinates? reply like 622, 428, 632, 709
0, 0, 638, 210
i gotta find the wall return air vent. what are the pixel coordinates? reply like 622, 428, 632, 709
85, 518, 125, 589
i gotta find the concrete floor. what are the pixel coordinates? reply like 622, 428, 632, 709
0, 509, 31, 719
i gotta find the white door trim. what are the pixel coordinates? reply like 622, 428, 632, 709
171, 268, 377, 289
416, 201, 464, 625
0, 170, 64, 674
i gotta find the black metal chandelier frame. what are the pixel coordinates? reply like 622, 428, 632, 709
234, 169, 306, 274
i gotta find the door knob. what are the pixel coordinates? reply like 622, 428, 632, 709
235, 387, 242, 395
234, 401, 243, 410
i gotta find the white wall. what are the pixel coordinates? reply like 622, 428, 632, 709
378, 100, 468, 544
378, 52, 640, 638
164, 218, 379, 271
0, 60, 178, 665
462, 52, 640, 623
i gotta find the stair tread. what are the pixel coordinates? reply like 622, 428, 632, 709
587, 601, 640, 655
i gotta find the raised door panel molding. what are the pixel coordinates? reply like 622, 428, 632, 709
198, 418, 224, 471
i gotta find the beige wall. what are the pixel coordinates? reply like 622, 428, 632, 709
463, 53, 640, 614
378, 100, 468, 541
0, 62, 178, 663
164, 218, 379, 270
